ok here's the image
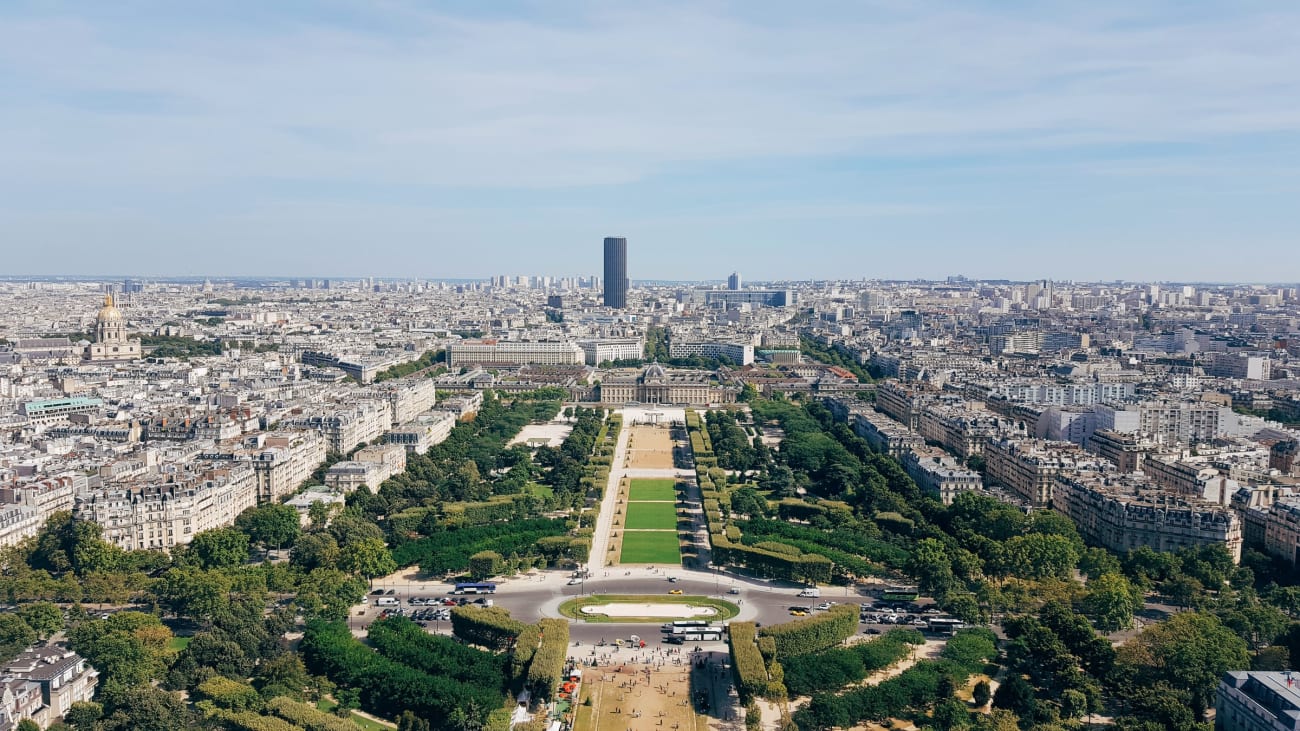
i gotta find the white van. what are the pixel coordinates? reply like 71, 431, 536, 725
797, 587, 821, 598
375, 597, 399, 607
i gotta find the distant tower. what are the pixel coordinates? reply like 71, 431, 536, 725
728, 272, 742, 291
603, 237, 628, 308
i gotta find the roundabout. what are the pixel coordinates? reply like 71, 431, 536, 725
559, 594, 740, 623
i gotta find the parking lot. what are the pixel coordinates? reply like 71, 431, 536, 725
350, 588, 499, 634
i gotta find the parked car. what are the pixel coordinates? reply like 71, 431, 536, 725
814, 602, 832, 611
567, 578, 582, 585
370, 589, 385, 596
727, 588, 740, 594
409, 597, 426, 605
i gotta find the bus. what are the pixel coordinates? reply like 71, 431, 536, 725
926, 618, 966, 635
682, 630, 724, 642
453, 582, 497, 595
673, 620, 710, 628
880, 585, 919, 602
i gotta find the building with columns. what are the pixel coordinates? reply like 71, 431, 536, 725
83, 294, 141, 362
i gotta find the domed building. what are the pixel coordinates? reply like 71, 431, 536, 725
84, 294, 141, 362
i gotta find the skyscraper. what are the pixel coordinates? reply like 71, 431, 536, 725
603, 237, 628, 308
728, 272, 742, 290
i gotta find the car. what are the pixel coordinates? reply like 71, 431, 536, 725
370, 589, 384, 596
865, 628, 882, 635
789, 610, 807, 616
814, 602, 832, 611
664, 636, 684, 645
727, 587, 740, 594
409, 597, 426, 605
567, 578, 582, 585
668, 589, 683, 595
443, 599, 457, 606
384, 589, 395, 595
667, 576, 679, 583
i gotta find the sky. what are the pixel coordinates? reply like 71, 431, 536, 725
2, 1, 1298, 282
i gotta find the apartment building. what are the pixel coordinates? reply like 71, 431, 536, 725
1086, 429, 1151, 473
76, 462, 258, 551
875, 381, 936, 431
368, 379, 437, 425
579, 338, 645, 365
384, 410, 457, 454
1, 646, 98, 727
917, 404, 1001, 458
0, 473, 85, 548
282, 401, 393, 454
1217, 671, 1300, 731
446, 339, 584, 367
901, 447, 983, 505
851, 409, 925, 458
1052, 472, 1242, 561
984, 438, 1087, 508
324, 443, 406, 493
667, 341, 755, 366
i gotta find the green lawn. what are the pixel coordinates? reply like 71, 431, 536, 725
628, 478, 677, 501
624, 501, 678, 529
619, 530, 682, 564
167, 636, 192, 652
315, 699, 393, 730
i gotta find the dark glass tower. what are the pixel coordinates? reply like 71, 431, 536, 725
603, 237, 628, 308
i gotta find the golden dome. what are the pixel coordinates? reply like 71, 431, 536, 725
96, 294, 123, 323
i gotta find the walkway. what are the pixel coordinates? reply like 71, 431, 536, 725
589, 413, 632, 568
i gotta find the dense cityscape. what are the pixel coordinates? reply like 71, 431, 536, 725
5, 1, 1300, 730
0, 242, 1298, 731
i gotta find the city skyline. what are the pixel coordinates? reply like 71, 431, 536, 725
2, 2, 1298, 282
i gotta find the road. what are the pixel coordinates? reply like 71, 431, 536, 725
356, 565, 887, 646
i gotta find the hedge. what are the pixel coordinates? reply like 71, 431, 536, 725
728, 622, 769, 702
265, 697, 357, 731
511, 623, 541, 682
212, 711, 302, 731
194, 676, 261, 712
759, 604, 858, 658
450, 606, 526, 651
527, 618, 570, 700
711, 532, 833, 584
782, 628, 922, 697
300, 620, 500, 726
368, 616, 506, 689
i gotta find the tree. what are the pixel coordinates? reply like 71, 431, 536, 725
96, 686, 196, 731
398, 711, 433, 731
339, 537, 397, 584
308, 500, 333, 529
0, 613, 36, 664
17, 602, 63, 640
153, 568, 231, 622
185, 527, 250, 569
297, 568, 367, 621
932, 698, 971, 730
468, 551, 504, 581
1082, 572, 1143, 632
236, 504, 302, 551
64, 701, 103, 731
972, 680, 991, 708
16, 719, 40, 731
992, 674, 1036, 719
290, 533, 340, 572
1079, 546, 1123, 580
1117, 611, 1249, 720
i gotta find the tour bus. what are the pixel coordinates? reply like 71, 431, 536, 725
453, 582, 497, 595
926, 617, 966, 635
681, 630, 724, 642
880, 585, 920, 602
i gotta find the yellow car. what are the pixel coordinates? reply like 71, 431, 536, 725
790, 610, 807, 616
668, 589, 683, 595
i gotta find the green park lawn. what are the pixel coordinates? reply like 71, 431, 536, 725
619, 530, 682, 564
624, 500, 678, 529
627, 478, 678, 501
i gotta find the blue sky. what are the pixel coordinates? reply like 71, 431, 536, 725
2, 1, 1298, 282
